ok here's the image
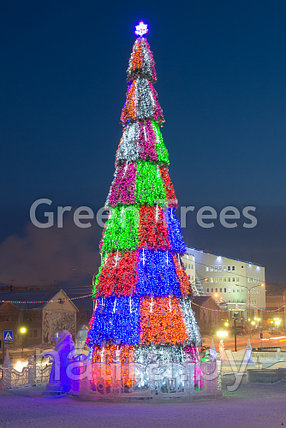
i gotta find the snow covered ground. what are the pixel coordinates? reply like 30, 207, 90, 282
0, 383, 285, 428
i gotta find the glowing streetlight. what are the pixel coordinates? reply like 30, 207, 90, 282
19, 326, 27, 358
216, 330, 228, 339
224, 321, 229, 327
19, 326, 27, 335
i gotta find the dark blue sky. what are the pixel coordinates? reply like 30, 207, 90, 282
1, 0, 286, 287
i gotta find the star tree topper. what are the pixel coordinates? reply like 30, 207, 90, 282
135, 21, 149, 37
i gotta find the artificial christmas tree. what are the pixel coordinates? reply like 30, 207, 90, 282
87, 22, 201, 369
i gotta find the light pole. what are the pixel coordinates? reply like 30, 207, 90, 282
235, 283, 265, 319
19, 326, 27, 358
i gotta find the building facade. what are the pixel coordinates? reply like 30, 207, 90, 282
0, 288, 92, 348
182, 247, 266, 318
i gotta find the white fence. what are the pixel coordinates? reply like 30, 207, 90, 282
2, 358, 52, 390
1, 355, 221, 401
70, 360, 222, 400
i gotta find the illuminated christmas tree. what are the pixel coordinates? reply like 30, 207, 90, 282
87, 22, 201, 367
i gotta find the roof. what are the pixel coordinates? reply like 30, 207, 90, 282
0, 288, 93, 311
186, 246, 263, 268
192, 295, 220, 310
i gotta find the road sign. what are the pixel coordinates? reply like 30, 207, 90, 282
3, 330, 13, 342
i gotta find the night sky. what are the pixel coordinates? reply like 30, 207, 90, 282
1, 0, 286, 289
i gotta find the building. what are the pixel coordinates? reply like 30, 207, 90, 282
0, 288, 93, 347
191, 296, 221, 335
266, 293, 286, 329
182, 247, 266, 319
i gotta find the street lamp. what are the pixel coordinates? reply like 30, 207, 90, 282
273, 318, 281, 328
235, 283, 265, 319
216, 330, 228, 339
19, 326, 27, 358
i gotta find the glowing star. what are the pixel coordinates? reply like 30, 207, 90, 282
135, 21, 149, 37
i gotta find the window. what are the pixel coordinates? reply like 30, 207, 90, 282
224, 288, 227, 293
228, 277, 231, 282
206, 288, 209, 293
211, 288, 213, 292
206, 267, 209, 272
224, 278, 227, 282
236, 278, 240, 282
228, 266, 231, 271
232, 277, 235, 282
215, 288, 218, 292
219, 288, 222, 293
210, 278, 214, 283
210, 266, 214, 272
232, 266, 235, 271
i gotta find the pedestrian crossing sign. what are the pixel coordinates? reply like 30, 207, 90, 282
3, 330, 13, 341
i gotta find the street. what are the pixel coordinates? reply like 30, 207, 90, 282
0, 383, 285, 428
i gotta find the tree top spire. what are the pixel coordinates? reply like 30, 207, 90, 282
135, 21, 149, 37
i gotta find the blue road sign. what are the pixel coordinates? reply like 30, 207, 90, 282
3, 330, 13, 341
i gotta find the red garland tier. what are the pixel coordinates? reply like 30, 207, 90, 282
96, 251, 138, 297
138, 206, 170, 250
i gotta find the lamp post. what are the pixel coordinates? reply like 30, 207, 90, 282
19, 326, 27, 358
235, 283, 265, 319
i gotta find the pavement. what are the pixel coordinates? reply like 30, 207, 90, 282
0, 382, 285, 428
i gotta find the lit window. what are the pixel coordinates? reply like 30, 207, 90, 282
210, 278, 214, 283
206, 267, 209, 272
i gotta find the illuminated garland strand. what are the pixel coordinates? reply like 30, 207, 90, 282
136, 160, 166, 205
151, 121, 169, 164
87, 296, 141, 347
137, 249, 181, 297
140, 296, 188, 345
180, 298, 201, 346
127, 37, 157, 82
100, 206, 139, 253
164, 208, 186, 253
138, 206, 170, 250
115, 120, 169, 166
121, 78, 164, 124
0, 294, 93, 305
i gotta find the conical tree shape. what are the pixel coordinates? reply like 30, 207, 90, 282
87, 23, 201, 366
